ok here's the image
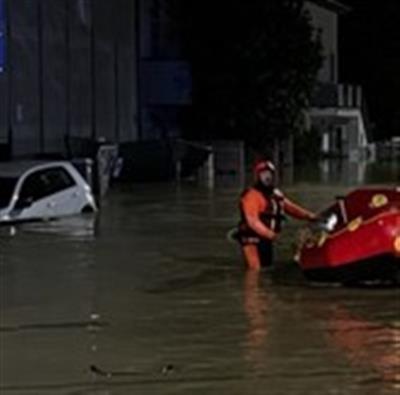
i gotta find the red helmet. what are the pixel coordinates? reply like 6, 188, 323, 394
253, 160, 276, 175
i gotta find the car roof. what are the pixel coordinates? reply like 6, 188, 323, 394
0, 161, 71, 178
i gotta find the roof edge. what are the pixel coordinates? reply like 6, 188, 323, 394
308, 0, 352, 14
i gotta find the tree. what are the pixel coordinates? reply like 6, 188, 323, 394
168, 0, 323, 155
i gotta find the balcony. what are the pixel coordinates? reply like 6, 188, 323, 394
311, 82, 363, 109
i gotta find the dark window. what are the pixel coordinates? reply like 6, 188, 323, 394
40, 167, 76, 195
16, 167, 76, 206
335, 127, 343, 154
0, 177, 17, 208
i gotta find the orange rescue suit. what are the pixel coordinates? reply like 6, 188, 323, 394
238, 186, 314, 244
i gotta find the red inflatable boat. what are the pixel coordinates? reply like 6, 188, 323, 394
296, 187, 400, 284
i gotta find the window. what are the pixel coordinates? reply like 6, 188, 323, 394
16, 167, 76, 207
40, 167, 76, 195
0, 177, 17, 208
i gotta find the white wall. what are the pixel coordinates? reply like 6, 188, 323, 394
305, 1, 338, 83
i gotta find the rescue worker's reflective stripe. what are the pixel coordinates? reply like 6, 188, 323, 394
237, 186, 314, 245
269, 194, 284, 232
270, 198, 277, 231
259, 189, 285, 233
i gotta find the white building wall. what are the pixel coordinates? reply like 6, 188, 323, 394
305, 1, 338, 83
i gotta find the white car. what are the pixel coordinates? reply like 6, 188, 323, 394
0, 161, 97, 224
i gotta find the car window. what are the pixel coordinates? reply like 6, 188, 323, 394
41, 167, 76, 195
0, 177, 18, 208
16, 167, 76, 205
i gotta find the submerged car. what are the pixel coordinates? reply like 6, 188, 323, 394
0, 161, 97, 224
296, 187, 400, 284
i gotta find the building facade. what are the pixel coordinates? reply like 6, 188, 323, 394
0, 0, 139, 160
0, 0, 369, 163
306, 0, 370, 159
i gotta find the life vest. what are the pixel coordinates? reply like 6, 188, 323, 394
238, 185, 285, 239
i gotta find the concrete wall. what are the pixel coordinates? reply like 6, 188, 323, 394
0, 0, 139, 160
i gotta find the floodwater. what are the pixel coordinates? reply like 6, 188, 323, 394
0, 160, 399, 395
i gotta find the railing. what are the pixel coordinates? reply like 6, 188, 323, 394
311, 82, 373, 141
311, 82, 363, 109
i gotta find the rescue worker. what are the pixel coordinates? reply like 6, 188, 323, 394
236, 159, 316, 270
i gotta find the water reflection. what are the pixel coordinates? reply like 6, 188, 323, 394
8, 215, 98, 239
319, 159, 369, 185
282, 159, 398, 187
242, 271, 271, 372
213, 158, 398, 191
241, 276, 400, 393
326, 305, 400, 390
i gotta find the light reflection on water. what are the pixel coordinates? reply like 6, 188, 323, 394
0, 160, 399, 394
281, 159, 399, 187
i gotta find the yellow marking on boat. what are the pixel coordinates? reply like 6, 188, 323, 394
318, 232, 328, 247
370, 194, 389, 208
300, 210, 400, 249
348, 217, 363, 232
330, 210, 398, 240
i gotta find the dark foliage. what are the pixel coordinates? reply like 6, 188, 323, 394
168, 0, 323, 154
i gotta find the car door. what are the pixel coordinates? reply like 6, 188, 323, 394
41, 166, 81, 216
12, 169, 55, 221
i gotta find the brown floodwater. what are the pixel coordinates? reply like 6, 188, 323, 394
0, 160, 399, 394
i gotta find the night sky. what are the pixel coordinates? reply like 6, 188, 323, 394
339, 0, 400, 139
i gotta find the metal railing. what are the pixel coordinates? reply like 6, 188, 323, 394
311, 82, 363, 109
